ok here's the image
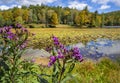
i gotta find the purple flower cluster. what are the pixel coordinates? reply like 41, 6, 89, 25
0, 25, 29, 50
4, 26, 12, 32
52, 36, 59, 45
6, 32, 16, 40
0, 26, 17, 40
57, 50, 64, 59
0, 26, 12, 34
72, 47, 83, 62
48, 36, 83, 67
52, 36, 68, 52
48, 50, 65, 67
48, 56, 57, 67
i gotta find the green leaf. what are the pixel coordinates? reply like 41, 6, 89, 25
67, 63, 75, 73
38, 76, 49, 83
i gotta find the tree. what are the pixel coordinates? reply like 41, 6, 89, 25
12, 8, 23, 18
74, 13, 80, 25
32, 14, 38, 23
82, 6, 89, 26
62, 10, 70, 24
88, 13, 95, 27
93, 10, 98, 27
0, 14, 5, 27
50, 12, 58, 25
22, 9, 29, 23
28, 9, 33, 23
15, 16, 24, 24
2, 11, 13, 25
96, 15, 102, 27
0, 13, 5, 27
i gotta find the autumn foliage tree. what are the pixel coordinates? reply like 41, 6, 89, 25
50, 12, 58, 25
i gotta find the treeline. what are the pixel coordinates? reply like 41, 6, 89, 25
0, 4, 120, 28
104, 11, 120, 26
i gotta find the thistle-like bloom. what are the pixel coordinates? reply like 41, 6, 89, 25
6, 32, 16, 40
72, 47, 83, 62
4, 26, 12, 32
57, 50, 64, 59
48, 56, 57, 67
59, 43, 64, 49
52, 36, 59, 46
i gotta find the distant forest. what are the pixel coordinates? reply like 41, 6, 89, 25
0, 4, 120, 28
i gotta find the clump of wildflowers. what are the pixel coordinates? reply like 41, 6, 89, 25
47, 36, 83, 83
0, 24, 30, 83
0, 25, 29, 49
48, 36, 83, 67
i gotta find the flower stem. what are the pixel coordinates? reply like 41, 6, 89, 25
59, 60, 65, 83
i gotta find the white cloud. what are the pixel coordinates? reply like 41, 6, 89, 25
0, 0, 56, 10
18, 0, 57, 6
68, 1, 92, 10
92, 0, 120, 6
0, 5, 10, 10
0, 5, 21, 10
92, 0, 110, 4
99, 5, 111, 10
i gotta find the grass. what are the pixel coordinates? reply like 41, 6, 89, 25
29, 57, 120, 83
28, 27, 120, 49
26, 27, 120, 82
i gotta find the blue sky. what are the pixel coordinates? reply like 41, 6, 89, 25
0, 0, 120, 13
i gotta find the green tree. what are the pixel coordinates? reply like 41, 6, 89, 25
15, 16, 24, 24
2, 11, 13, 25
28, 9, 33, 23
12, 8, 23, 18
22, 9, 29, 23
0, 13, 5, 27
62, 10, 70, 24
74, 13, 80, 25
32, 14, 38, 23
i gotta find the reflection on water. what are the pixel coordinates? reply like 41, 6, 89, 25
73, 38, 120, 60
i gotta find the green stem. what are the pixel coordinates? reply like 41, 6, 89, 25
59, 60, 66, 83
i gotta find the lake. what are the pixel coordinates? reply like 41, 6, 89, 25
22, 38, 120, 61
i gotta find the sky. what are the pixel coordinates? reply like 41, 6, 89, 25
0, 0, 120, 13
